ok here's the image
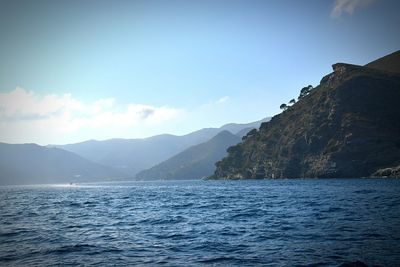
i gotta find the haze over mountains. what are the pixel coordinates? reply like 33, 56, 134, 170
0, 143, 124, 185
211, 50, 400, 179
0, 118, 268, 185
135, 130, 242, 181
56, 118, 269, 176
1, 50, 399, 185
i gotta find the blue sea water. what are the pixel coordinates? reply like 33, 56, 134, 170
0, 179, 400, 266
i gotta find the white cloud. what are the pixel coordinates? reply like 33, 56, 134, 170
0, 87, 183, 144
331, 0, 375, 18
215, 96, 230, 104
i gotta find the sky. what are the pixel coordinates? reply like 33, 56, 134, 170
0, 0, 399, 145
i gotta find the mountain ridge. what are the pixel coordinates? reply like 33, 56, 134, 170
365, 50, 400, 74
56, 118, 269, 176
210, 52, 400, 179
0, 143, 125, 185
135, 130, 242, 181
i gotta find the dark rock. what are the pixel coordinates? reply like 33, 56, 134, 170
372, 165, 400, 178
210, 51, 400, 179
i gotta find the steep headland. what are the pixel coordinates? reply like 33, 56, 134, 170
210, 52, 400, 179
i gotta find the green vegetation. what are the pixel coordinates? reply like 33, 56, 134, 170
58, 118, 269, 176
135, 131, 241, 180
298, 85, 313, 100
210, 53, 400, 179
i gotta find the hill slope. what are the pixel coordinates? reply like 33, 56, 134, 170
135, 131, 241, 180
211, 54, 400, 179
57, 118, 269, 176
365, 50, 400, 73
0, 143, 125, 185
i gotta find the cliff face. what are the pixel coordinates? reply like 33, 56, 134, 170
211, 62, 400, 179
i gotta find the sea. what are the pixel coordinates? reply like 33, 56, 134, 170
0, 179, 399, 266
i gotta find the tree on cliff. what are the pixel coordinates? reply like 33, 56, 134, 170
298, 85, 313, 100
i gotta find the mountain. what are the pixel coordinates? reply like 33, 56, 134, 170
210, 52, 400, 179
236, 127, 256, 138
365, 50, 400, 74
0, 143, 125, 185
135, 131, 241, 180
219, 120, 269, 135
56, 118, 269, 176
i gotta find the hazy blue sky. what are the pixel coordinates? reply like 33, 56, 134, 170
0, 0, 399, 144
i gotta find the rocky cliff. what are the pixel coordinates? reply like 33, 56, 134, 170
210, 55, 400, 179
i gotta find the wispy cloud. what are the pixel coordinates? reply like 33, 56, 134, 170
331, 0, 376, 18
215, 96, 230, 104
0, 87, 183, 144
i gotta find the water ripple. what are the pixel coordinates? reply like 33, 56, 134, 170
0, 179, 400, 266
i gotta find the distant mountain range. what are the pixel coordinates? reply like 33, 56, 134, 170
0, 118, 269, 185
211, 50, 400, 179
135, 130, 242, 180
55, 118, 269, 177
6, 50, 398, 184
0, 143, 124, 185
